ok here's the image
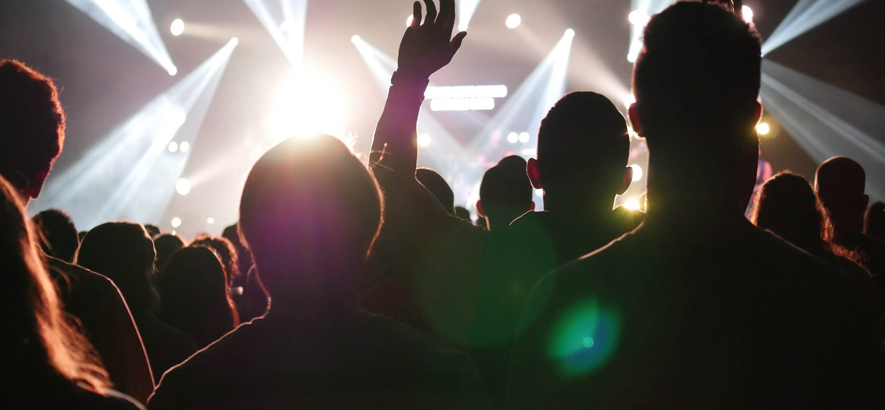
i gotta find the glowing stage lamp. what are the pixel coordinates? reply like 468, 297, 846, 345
506, 14, 521, 29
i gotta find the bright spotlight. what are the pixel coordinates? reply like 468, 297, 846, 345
407, 15, 414, 27
628, 10, 650, 27
351, 35, 360, 44
507, 132, 519, 144
229, 37, 239, 46
564, 29, 575, 38
170, 18, 184, 36
207, 217, 215, 224
629, 164, 643, 182
244, 0, 308, 68
65, 0, 176, 75
171, 217, 182, 228
518, 132, 530, 143
168, 66, 178, 76
179, 141, 190, 152
762, 0, 866, 55
627, 39, 643, 63
418, 134, 432, 147
175, 178, 191, 195
741, 6, 754, 23
624, 94, 636, 108
458, 0, 482, 31
625, 199, 640, 210
506, 14, 521, 29
168, 141, 179, 153
756, 122, 770, 135
267, 67, 348, 141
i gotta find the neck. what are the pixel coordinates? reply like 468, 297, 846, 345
542, 193, 616, 225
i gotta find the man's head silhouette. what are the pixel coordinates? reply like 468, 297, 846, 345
0, 60, 65, 199
416, 168, 455, 215
815, 156, 869, 235
478, 155, 534, 229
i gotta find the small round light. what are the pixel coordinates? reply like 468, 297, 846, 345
207, 217, 215, 224
168, 141, 179, 153
179, 141, 190, 152
351, 35, 360, 44
229, 37, 239, 47
564, 29, 575, 38
742, 6, 754, 23
170, 19, 185, 36
417, 134, 431, 147
625, 199, 641, 210
506, 14, 522, 29
171, 217, 182, 228
518, 132, 530, 143
167, 66, 178, 76
628, 10, 649, 27
756, 122, 770, 135
175, 178, 191, 196
624, 94, 636, 108
629, 164, 643, 182
507, 132, 519, 144
535, 189, 544, 197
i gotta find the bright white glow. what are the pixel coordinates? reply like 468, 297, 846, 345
522, 148, 537, 156
628, 10, 650, 27
430, 98, 495, 112
625, 199, 641, 210
507, 132, 519, 143
629, 164, 643, 182
458, 0, 481, 31
624, 94, 636, 108
627, 39, 643, 63
762, 0, 866, 56
207, 217, 215, 224
243, 0, 308, 68
268, 67, 348, 141
170, 18, 184, 36
351, 35, 360, 44
65, 0, 177, 75
425, 85, 508, 99
742, 6, 754, 23
756, 122, 771, 135
407, 15, 414, 27
168, 141, 179, 153
417, 134, 432, 147
506, 14, 521, 29
175, 178, 191, 195
229, 37, 239, 47
171, 217, 182, 228
168, 66, 178, 76
564, 29, 575, 38
518, 132, 530, 143
179, 141, 190, 152
535, 189, 544, 197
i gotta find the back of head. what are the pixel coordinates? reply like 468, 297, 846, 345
751, 172, 827, 254
416, 168, 455, 214
480, 156, 532, 216
815, 157, 868, 226
537, 92, 629, 197
455, 206, 472, 222
153, 233, 186, 272
143, 224, 161, 239
0, 60, 65, 199
191, 234, 239, 284
76, 222, 158, 312
32, 209, 79, 263
865, 202, 885, 241
239, 135, 382, 304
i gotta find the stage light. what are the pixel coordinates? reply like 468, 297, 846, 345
167, 66, 178, 76
756, 122, 770, 135
33, 40, 238, 228
508, 132, 519, 143
762, 0, 866, 56
418, 134, 432, 147
625, 199, 640, 210
458, 0, 481, 31
65, 0, 176, 75
267, 67, 348, 141
430, 98, 495, 112
565, 29, 575, 38
407, 15, 414, 27
506, 14, 521, 29
175, 178, 191, 195
630, 164, 643, 182
168, 141, 179, 153
741, 6, 754, 23
179, 141, 190, 152
628, 10, 649, 26
230, 37, 239, 47
535, 189, 544, 197
207, 217, 215, 224
171, 217, 182, 228
243, 0, 308, 69
518, 132, 530, 143
624, 94, 636, 108
425, 85, 508, 99
170, 19, 184, 36
351, 35, 360, 44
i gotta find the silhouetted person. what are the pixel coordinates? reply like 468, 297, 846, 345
0, 59, 153, 402
455, 206, 472, 222
751, 172, 882, 320
416, 167, 456, 214
0, 175, 144, 409
191, 235, 240, 288
222, 222, 265, 322
507, 4, 885, 409
157, 247, 238, 349
866, 202, 885, 242
33, 208, 80, 263
148, 134, 491, 409
153, 233, 185, 273
477, 156, 534, 230
77, 223, 197, 385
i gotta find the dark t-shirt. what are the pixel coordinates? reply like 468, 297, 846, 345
147, 309, 492, 410
507, 219, 885, 409
835, 232, 885, 297
131, 311, 197, 384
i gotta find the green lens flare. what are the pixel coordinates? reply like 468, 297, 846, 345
548, 299, 620, 377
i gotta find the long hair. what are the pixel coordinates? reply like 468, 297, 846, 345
0, 176, 109, 394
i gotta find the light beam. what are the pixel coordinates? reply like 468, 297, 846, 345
762, 0, 867, 56
243, 0, 309, 70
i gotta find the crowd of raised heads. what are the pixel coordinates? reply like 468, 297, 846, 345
2, 0, 884, 409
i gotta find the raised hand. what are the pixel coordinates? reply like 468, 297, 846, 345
397, 0, 467, 80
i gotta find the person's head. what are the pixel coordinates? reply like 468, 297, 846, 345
239, 135, 382, 307
0, 60, 65, 200
0, 175, 107, 393
751, 172, 830, 255
865, 202, 885, 241
76, 222, 158, 312
454, 206, 472, 222
143, 224, 161, 239
191, 234, 240, 285
630, 2, 762, 214
32, 209, 79, 263
153, 233, 186, 273
415, 168, 455, 214
528, 92, 631, 211
815, 157, 869, 234
479, 156, 535, 229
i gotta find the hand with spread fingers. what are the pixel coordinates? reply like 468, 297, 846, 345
397, 0, 467, 80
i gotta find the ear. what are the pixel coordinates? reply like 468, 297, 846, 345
754, 101, 763, 124
527, 158, 543, 189
529, 202, 536, 211
628, 103, 643, 137
619, 166, 633, 196
476, 199, 485, 217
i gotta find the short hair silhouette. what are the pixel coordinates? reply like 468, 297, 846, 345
535, 92, 629, 198
865, 202, 885, 241
76, 222, 159, 313
153, 233, 186, 273
144, 224, 161, 239
752, 172, 836, 255
158, 246, 236, 348
191, 235, 240, 285
0, 175, 109, 399
32, 209, 79, 263
455, 206, 472, 222
480, 156, 532, 213
815, 157, 869, 233
0, 60, 65, 199
416, 168, 455, 214
239, 135, 382, 305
